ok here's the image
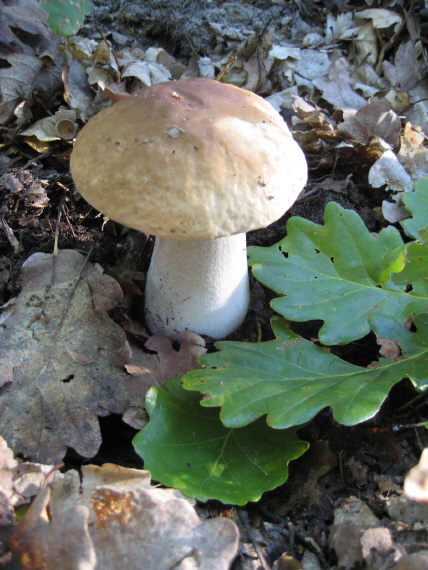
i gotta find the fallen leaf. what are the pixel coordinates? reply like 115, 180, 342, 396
126, 331, 206, 387
21, 109, 77, 142
9, 487, 96, 569
121, 60, 171, 86
63, 58, 95, 122
382, 41, 422, 91
0, 434, 239, 568
0, 0, 59, 57
0, 249, 135, 463
0, 53, 42, 126
338, 98, 401, 150
90, 486, 239, 570
357, 9, 403, 33
313, 58, 367, 110
124, 331, 206, 428
368, 149, 413, 222
360, 527, 395, 568
376, 336, 402, 360
328, 497, 380, 570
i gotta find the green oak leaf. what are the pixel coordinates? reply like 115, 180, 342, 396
182, 316, 428, 430
40, 0, 91, 36
402, 178, 428, 244
392, 242, 428, 297
248, 202, 428, 346
133, 377, 308, 505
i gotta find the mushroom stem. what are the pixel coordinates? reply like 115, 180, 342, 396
145, 233, 250, 339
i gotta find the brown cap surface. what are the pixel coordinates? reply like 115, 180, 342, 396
70, 78, 307, 240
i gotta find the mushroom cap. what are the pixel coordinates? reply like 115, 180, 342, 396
70, 78, 307, 240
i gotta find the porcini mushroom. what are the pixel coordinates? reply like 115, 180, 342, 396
70, 78, 307, 339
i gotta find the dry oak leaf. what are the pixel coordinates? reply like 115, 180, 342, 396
126, 331, 206, 388
0, 250, 134, 464
0, 52, 42, 126
124, 331, 207, 429
337, 98, 401, 151
9, 486, 96, 570
90, 486, 239, 570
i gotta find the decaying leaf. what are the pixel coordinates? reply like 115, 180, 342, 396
328, 497, 381, 570
90, 486, 239, 570
0, 0, 59, 57
383, 40, 422, 92
124, 331, 206, 429
0, 249, 136, 463
9, 486, 96, 570
21, 109, 77, 142
0, 53, 42, 126
313, 58, 367, 110
0, 435, 239, 569
368, 149, 413, 223
126, 331, 206, 389
63, 57, 95, 122
337, 98, 401, 150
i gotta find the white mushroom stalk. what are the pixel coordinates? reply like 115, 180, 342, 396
145, 234, 249, 339
70, 78, 307, 340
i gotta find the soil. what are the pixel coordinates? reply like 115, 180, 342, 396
1, 1, 428, 569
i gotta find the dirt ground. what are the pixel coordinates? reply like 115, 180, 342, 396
1, 0, 428, 568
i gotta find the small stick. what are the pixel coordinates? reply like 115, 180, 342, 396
0, 216, 21, 253
238, 509, 271, 570
53, 196, 65, 255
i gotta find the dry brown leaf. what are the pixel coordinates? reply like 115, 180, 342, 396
21, 109, 77, 142
0, 249, 135, 463
126, 331, 206, 392
124, 331, 206, 428
90, 486, 239, 570
0, 0, 62, 126
382, 41, 422, 92
0, 53, 42, 126
9, 486, 96, 570
313, 58, 367, 111
0, 0, 58, 57
63, 58, 95, 122
0, 438, 239, 569
328, 497, 380, 570
49, 463, 151, 523
337, 98, 401, 150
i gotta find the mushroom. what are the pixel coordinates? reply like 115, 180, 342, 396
70, 78, 307, 339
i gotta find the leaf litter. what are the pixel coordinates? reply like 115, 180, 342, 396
0, 249, 203, 463
0, 436, 239, 570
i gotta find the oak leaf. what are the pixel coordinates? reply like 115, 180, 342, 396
0, 250, 135, 463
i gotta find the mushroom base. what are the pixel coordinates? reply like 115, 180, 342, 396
144, 233, 250, 340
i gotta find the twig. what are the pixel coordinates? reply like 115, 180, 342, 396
238, 509, 271, 570
169, 9, 196, 55
53, 196, 65, 255
0, 216, 21, 253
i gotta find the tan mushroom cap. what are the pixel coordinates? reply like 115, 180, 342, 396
70, 78, 307, 240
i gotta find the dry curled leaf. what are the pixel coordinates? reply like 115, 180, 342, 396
0, 441, 238, 570
9, 486, 96, 570
0, 249, 135, 463
337, 98, 401, 150
126, 331, 206, 386
90, 486, 239, 570
124, 331, 207, 428
0, 53, 42, 126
